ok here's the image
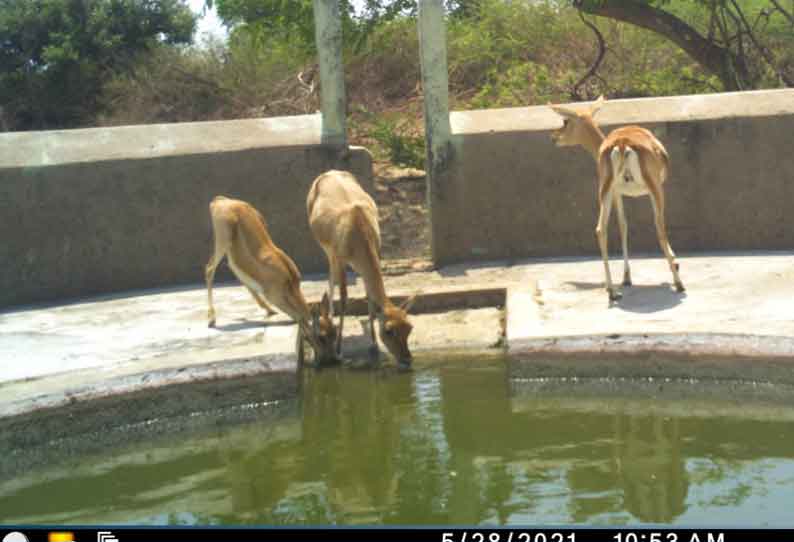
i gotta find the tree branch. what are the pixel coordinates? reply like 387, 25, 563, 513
573, 0, 748, 90
769, 0, 794, 27
571, 10, 606, 101
729, 0, 793, 86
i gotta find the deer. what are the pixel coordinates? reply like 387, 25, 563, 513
205, 196, 338, 366
307, 170, 417, 369
549, 95, 685, 302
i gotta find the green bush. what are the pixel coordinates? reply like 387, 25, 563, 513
372, 115, 425, 169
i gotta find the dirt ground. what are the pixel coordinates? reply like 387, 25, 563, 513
372, 161, 432, 266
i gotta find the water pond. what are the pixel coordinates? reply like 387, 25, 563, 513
1, 359, 793, 526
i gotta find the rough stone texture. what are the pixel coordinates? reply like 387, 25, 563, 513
0, 114, 373, 307
435, 89, 794, 265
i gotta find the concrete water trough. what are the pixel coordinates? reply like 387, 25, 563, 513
2, 251, 794, 421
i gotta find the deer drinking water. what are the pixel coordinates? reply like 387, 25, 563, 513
205, 196, 338, 366
549, 96, 685, 302
307, 170, 416, 368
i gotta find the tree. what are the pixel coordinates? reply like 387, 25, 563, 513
0, 0, 196, 130
205, 0, 476, 54
573, 0, 794, 91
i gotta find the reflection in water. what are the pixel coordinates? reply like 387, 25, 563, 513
1, 362, 794, 525
615, 415, 688, 523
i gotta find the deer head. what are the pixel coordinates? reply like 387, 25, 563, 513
376, 295, 417, 369
549, 95, 605, 148
309, 292, 339, 365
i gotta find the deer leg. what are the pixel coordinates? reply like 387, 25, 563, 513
596, 187, 619, 301
614, 194, 632, 287
205, 257, 221, 327
649, 190, 685, 292
205, 241, 230, 328
367, 298, 380, 362
296, 323, 306, 368
326, 257, 336, 321
245, 286, 278, 317
336, 260, 348, 357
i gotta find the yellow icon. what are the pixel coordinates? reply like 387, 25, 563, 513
48, 533, 75, 542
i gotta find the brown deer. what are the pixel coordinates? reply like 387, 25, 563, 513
307, 170, 417, 368
549, 96, 685, 302
205, 196, 338, 366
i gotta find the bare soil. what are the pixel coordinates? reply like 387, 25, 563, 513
372, 161, 433, 271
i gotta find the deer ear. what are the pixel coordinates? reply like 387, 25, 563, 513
549, 104, 579, 119
320, 292, 330, 316
400, 294, 418, 313
590, 94, 605, 116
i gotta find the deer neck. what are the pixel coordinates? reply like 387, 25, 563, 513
357, 238, 390, 311
580, 119, 606, 162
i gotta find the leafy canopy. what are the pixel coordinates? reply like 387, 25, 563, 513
0, 0, 196, 129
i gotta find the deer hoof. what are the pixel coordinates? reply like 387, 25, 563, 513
608, 290, 623, 302
208, 318, 216, 328
675, 282, 686, 293
622, 278, 632, 287
367, 345, 380, 363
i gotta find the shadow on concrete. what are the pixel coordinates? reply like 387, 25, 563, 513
214, 319, 295, 332
438, 260, 510, 278
564, 281, 686, 313
565, 281, 605, 291
617, 284, 686, 313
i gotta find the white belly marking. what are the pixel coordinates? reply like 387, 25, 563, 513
229, 259, 263, 294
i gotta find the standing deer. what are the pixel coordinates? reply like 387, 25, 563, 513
549, 95, 685, 302
205, 196, 338, 366
307, 170, 417, 368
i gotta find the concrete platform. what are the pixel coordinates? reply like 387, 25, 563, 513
0, 273, 504, 418
2, 251, 794, 419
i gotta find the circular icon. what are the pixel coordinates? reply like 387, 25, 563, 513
3, 533, 29, 542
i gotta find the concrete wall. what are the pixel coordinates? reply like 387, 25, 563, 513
0, 114, 373, 308
432, 89, 794, 265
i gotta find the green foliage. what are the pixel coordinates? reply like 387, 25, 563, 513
575, 0, 794, 90
355, 108, 425, 169
445, 0, 721, 107
209, 0, 418, 54
372, 117, 425, 169
0, 0, 195, 130
6, 0, 792, 141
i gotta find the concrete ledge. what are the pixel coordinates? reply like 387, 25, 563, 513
504, 252, 794, 383
0, 353, 297, 419
325, 286, 505, 316
509, 334, 794, 385
510, 378, 794, 421
5, 114, 326, 168
451, 88, 794, 135
0, 375, 301, 483
509, 333, 794, 362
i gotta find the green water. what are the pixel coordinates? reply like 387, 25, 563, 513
2, 361, 794, 526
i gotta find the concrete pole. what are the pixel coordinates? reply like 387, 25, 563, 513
418, 0, 452, 262
313, 0, 347, 147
